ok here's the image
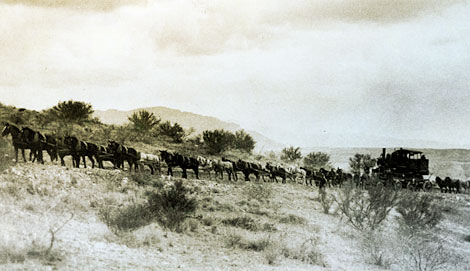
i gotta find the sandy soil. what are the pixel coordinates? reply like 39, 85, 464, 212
0, 163, 469, 271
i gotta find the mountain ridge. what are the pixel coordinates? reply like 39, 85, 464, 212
93, 106, 285, 151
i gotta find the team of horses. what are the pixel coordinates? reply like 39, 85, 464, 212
2, 122, 470, 193
1, 122, 350, 187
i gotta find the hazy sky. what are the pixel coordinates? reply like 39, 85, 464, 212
1, 0, 469, 148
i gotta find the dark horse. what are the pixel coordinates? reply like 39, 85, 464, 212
2, 123, 28, 162
21, 127, 45, 164
436, 176, 460, 193
1, 123, 44, 163
224, 158, 263, 182
107, 141, 139, 172
64, 136, 90, 168
160, 150, 199, 179
266, 162, 287, 183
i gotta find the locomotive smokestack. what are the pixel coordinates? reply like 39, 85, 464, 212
382, 148, 386, 158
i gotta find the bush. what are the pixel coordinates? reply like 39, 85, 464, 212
224, 232, 273, 252
281, 237, 325, 266
396, 192, 443, 231
360, 230, 393, 268
243, 183, 273, 203
222, 215, 259, 231
278, 214, 306, 225
98, 201, 152, 233
399, 235, 457, 271
318, 188, 334, 214
335, 183, 398, 231
146, 180, 197, 232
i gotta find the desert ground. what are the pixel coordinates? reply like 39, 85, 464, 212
1, 159, 469, 271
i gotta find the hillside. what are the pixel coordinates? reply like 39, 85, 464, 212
94, 107, 285, 151
0, 162, 469, 270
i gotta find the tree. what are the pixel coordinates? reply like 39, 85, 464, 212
303, 152, 331, 169
158, 121, 186, 143
349, 153, 363, 175
349, 153, 376, 175
49, 100, 94, 124
280, 146, 302, 163
233, 130, 255, 153
128, 110, 160, 133
202, 129, 235, 155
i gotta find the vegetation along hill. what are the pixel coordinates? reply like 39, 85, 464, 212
94, 107, 285, 151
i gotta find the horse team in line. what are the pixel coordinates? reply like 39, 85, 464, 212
1, 122, 349, 188
3, 122, 469, 193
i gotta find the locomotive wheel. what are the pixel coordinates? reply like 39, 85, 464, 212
423, 181, 433, 192
406, 182, 415, 191
393, 181, 402, 190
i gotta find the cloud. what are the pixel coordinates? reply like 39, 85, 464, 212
0, 0, 145, 11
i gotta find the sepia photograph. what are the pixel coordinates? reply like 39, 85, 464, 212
0, 0, 469, 270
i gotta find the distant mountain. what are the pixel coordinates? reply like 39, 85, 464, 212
93, 106, 285, 151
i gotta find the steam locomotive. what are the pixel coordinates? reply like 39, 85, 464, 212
373, 148, 432, 190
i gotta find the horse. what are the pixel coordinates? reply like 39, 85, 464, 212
286, 166, 306, 184
300, 167, 315, 186
140, 152, 161, 175
84, 141, 102, 168
1, 122, 29, 162
197, 156, 212, 178
436, 177, 461, 193
55, 137, 76, 167
313, 169, 328, 189
107, 141, 139, 172
64, 136, 89, 168
212, 159, 235, 181
223, 158, 261, 182
43, 134, 58, 162
265, 162, 287, 183
20, 127, 44, 164
160, 150, 199, 179
461, 180, 470, 194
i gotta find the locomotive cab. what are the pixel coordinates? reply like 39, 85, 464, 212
374, 148, 431, 190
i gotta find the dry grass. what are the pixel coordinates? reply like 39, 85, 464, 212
1, 163, 469, 270
222, 215, 260, 231
278, 214, 306, 225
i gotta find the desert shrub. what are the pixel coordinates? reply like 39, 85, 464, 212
224, 232, 244, 248
248, 206, 271, 217
98, 201, 152, 233
263, 245, 281, 265
243, 183, 273, 202
0, 181, 23, 199
281, 237, 325, 266
399, 235, 458, 271
0, 149, 13, 172
396, 192, 443, 231
360, 230, 393, 268
224, 232, 273, 252
222, 215, 259, 231
185, 218, 200, 232
202, 216, 217, 226
146, 180, 197, 232
335, 183, 398, 231
318, 188, 334, 214
278, 214, 306, 225
244, 235, 272, 251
